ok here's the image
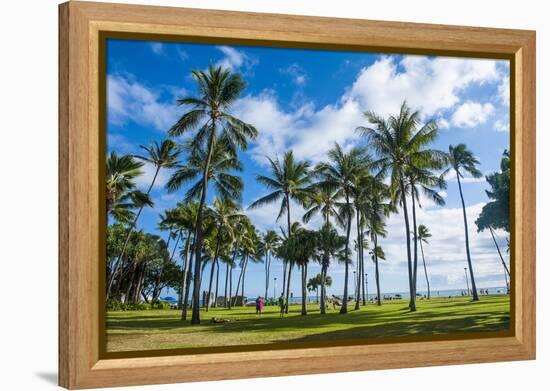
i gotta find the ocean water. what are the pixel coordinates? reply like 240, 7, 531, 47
168, 286, 508, 306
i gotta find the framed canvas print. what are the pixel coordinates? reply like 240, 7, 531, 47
58, 1, 536, 389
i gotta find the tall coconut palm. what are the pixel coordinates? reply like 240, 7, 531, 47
443, 144, 482, 301
173, 202, 200, 320
312, 224, 346, 314
316, 143, 372, 314
260, 230, 280, 301
168, 65, 257, 324
232, 219, 259, 305
416, 224, 432, 299
167, 137, 244, 203
205, 198, 243, 310
350, 174, 374, 310
107, 139, 180, 301
249, 151, 311, 312
358, 101, 445, 311
106, 152, 150, 224
294, 229, 317, 315
303, 187, 342, 227
398, 165, 445, 299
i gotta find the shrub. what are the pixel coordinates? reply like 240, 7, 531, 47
106, 299, 124, 311
151, 300, 171, 310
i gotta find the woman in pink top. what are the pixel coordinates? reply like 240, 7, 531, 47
255, 296, 264, 315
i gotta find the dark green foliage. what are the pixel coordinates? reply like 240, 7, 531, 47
476, 150, 510, 232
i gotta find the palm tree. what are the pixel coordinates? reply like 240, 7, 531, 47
168, 65, 257, 324
307, 273, 332, 306
260, 230, 280, 301
443, 144, 482, 301
205, 198, 243, 310
368, 244, 386, 305
358, 101, 445, 311
416, 224, 432, 299
174, 202, 200, 320
399, 165, 446, 299
278, 225, 316, 315
303, 187, 342, 227
232, 219, 259, 305
316, 143, 372, 314
107, 140, 180, 301
311, 225, 344, 314
249, 151, 311, 313
106, 152, 150, 224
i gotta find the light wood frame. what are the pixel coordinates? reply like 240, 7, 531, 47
59, 1, 536, 389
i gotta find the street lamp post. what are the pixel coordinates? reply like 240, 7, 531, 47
273, 277, 277, 300
353, 271, 357, 299
464, 267, 470, 296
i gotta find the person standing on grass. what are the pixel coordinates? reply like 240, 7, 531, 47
278, 293, 286, 318
255, 296, 265, 316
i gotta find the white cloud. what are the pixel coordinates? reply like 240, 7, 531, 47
134, 161, 172, 191
149, 42, 164, 55
442, 170, 486, 184
107, 74, 184, 132
451, 101, 495, 128
215, 46, 255, 71
498, 75, 510, 106
232, 91, 363, 165
232, 55, 505, 166
176, 47, 188, 62
494, 119, 510, 132
346, 56, 500, 118
281, 63, 308, 86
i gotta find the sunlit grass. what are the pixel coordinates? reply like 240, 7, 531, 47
106, 294, 510, 352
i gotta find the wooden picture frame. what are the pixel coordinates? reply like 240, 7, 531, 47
59, 1, 536, 389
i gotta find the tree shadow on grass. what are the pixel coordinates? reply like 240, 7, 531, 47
284, 314, 510, 343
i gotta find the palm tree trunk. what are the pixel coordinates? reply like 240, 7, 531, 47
232, 266, 243, 307
190, 127, 217, 324
456, 172, 479, 301
214, 260, 220, 308
178, 231, 192, 310
264, 251, 270, 300
411, 193, 419, 301
282, 261, 287, 297
228, 264, 233, 309
241, 256, 249, 302
374, 235, 382, 306
340, 198, 352, 315
400, 178, 416, 312
320, 263, 327, 315
301, 264, 308, 315
285, 263, 292, 313
284, 193, 292, 314
354, 211, 361, 310
206, 260, 216, 312
107, 166, 160, 301
228, 247, 237, 309
360, 225, 366, 305
489, 226, 511, 277
134, 264, 146, 304
181, 235, 195, 320
419, 239, 430, 300
224, 261, 229, 308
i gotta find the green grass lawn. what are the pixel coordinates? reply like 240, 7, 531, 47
106, 295, 510, 352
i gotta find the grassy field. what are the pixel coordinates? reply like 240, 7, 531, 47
106, 295, 510, 352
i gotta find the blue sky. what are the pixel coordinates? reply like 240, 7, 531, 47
106, 38, 510, 299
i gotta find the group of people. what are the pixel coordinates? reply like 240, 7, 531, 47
255, 294, 290, 318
